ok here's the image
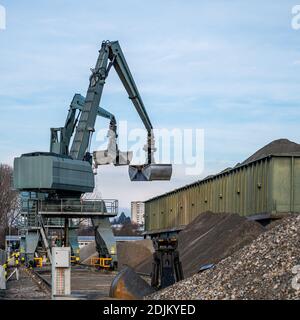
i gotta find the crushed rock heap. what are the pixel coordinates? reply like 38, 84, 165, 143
242, 138, 300, 164
135, 212, 264, 277
147, 214, 300, 300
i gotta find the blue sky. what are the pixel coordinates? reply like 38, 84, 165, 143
1, 1, 300, 214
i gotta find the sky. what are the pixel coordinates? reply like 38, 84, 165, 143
1, 0, 300, 215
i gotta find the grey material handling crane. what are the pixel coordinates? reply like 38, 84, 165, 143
71, 40, 172, 181
13, 41, 172, 265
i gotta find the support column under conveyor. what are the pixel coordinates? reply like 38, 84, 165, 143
91, 217, 117, 268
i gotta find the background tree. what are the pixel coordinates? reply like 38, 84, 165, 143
113, 222, 142, 236
0, 164, 20, 248
112, 212, 131, 225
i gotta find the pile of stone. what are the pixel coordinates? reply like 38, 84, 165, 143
148, 215, 300, 300
117, 239, 154, 271
80, 239, 154, 271
136, 212, 264, 277
242, 138, 300, 165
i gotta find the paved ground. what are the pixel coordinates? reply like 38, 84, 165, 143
3, 268, 50, 300
2, 266, 117, 300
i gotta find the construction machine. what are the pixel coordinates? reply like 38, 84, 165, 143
151, 237, 184, 289
13, 40, 172, 266
109, 237, 184, 299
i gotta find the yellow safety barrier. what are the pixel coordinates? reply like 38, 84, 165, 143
7, 252, 20, 267
91, 257, 112, 269
70, 256, 80, 264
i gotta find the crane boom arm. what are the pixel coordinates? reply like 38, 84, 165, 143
70, 43, 110, 160
109, 41, 153, 133
70, 41, 155, 163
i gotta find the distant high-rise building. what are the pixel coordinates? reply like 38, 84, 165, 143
131, 201, 145, 225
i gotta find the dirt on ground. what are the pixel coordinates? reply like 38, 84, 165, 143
136, 212, 264, 278
148, 215, 300, 300
117, 240, 154, 271
2, 266, 117, 300
2, 268, 50, 300
79, 238, 154, 272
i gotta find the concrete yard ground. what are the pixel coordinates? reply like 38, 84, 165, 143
2, 266, 118, 300
2, 268, 50, 300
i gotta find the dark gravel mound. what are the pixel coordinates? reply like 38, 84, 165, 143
117, 240, 154, 271
242, 139, 300, 164
136, 212, 264, 278
178, 212, 264, 278
148, 215, 300, 300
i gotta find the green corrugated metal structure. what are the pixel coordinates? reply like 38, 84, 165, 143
144, 154, 300, 233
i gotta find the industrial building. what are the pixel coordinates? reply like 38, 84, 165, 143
131, 201, 145, 226
145, 149, 300, 234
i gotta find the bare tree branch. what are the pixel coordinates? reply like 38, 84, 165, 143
0, 164, 20, 248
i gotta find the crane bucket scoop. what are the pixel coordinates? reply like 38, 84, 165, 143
129, 164, 172, 181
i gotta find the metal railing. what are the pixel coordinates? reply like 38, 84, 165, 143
19, 198, 118, 228
38, 198, 118, 215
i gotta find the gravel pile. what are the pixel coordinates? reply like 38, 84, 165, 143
136, 212, 264, 277
117, 239, 154, 271
242, 138, 300, 164
177, 212, 264, 278
148, 215, 300, 300
80, 239, 154, 269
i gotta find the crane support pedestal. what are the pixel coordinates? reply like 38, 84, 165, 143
151, 237, 184, 289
